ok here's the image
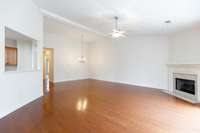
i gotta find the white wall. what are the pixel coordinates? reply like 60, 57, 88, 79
89, 36, 169, 89
0, 0, 43, 118
5, 39, 17, 48
169, 26, 200, 64
43, 17, 170, 90
44, 17, 97, 82
44, 17, 169, 89
17, 40, 33, 72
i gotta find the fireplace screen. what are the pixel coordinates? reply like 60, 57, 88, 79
175, 78, 195, 95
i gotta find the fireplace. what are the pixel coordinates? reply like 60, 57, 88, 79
175, 78, 195, 95
172, 73, 198, 103
167, 64, 200, 103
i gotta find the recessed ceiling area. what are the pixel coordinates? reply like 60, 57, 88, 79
33, 0, 200, 35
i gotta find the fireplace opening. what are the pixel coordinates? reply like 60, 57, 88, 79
175, 78, 195, 95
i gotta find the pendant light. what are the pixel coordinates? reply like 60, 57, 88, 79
78, 34, 86, 63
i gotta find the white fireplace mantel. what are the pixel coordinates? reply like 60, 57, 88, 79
167, 64, 200, 68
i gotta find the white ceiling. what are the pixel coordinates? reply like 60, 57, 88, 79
33, 0, 200, 35
5, 27, 35, 41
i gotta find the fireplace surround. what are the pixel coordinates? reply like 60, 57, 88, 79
167, 64, 200, 103
173, 73, 197, 102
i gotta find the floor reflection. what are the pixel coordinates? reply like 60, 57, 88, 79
76, 97, 88, 112
42, 84, 55, 115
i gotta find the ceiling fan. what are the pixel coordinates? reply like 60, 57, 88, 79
110, 16, 126, 39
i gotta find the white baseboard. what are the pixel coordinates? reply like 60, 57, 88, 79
54, 77, 90, 84
162, 90, 172, 95
0, 93, 43, 119
89, 78, 167, 91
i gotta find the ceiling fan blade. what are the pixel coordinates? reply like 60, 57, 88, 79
119, 31, 126, 34
120, 34, 126, 37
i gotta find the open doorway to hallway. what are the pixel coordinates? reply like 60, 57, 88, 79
43, 48, 54, 93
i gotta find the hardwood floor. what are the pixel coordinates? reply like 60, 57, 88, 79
0, 79, 200, 133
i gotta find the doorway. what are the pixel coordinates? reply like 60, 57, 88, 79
43, 48, 54, 93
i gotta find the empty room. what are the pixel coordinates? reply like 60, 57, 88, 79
1, 0, 200, 132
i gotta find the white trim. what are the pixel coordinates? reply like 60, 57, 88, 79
89, 78, 166, 91
0, 93, 43, 119
167, 64, 200, 68
54, 77, 90, 83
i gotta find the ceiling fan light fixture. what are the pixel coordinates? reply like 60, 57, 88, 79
112, 30, 124, 38
110, 16, 126, 39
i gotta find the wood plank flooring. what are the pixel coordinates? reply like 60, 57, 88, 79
0, 79, 200, 133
